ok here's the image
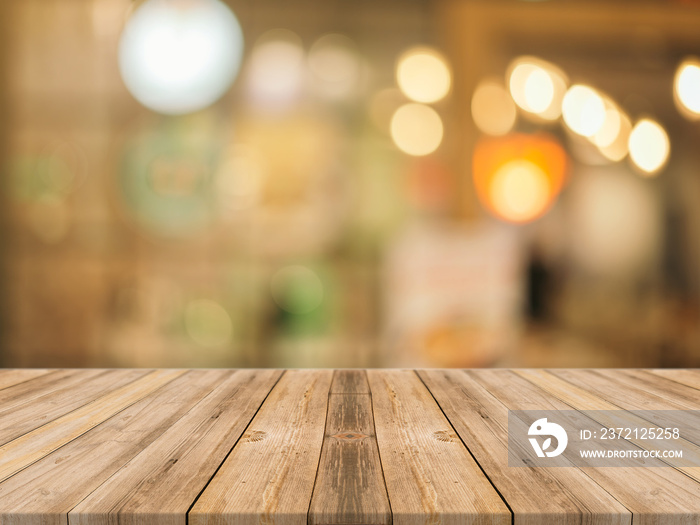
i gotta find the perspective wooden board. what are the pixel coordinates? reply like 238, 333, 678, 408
0, 368, 697, 525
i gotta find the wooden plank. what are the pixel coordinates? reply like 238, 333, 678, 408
330, 370, 370, 394
189, 370, 332, 525
367, 370, 510, 525
647, 369, 700, 391
0, 369, 150, 445
418, 369, 630, 525
0, 370, 228, 525
309, 370, 391, 525
551, 369, 700, 410
0, 369, 50, 391
0, 370, 91, 414
69, 369, 283, 525
0, 369, 184, 483
601, 369, 700, 408
515, 369, 700, 524
519, 369, 700, 464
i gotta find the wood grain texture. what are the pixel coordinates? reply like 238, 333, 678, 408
648, 369, 700, 391
309, 370, 390, 525
418, 369, 630, 525
0, 369, 184, 483
551, 369, 700, 410
189, 370, 333, 525
0, 370, 223, 525
69, 369, 283, 525
0, 369, 698, 525
0, 369, 149, 446
518, 369, 700, 470
515, 369, 700, 525
367, 370, 510, 525
330, 370, 370, 394
0, 369, 50, 391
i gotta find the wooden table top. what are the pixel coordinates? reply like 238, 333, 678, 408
0, 368, 699, 525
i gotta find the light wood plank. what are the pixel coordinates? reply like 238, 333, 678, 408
189, 370, 333, 525
552, 369, 700, 410
418, 369, 630, 525
549, 369, 700, 459
0, 369, 185, 483
520, 369, 700, 470
515, 369, 700, 524
367, 370, 510, 525
0, 370, 91, 415
309, 371, 391, 525
648, 369, 700, 391
0, 369, 50, 391
69, 369, 283, 525
0, 370, 228, 525
601, 369, 700, 409
0, 369, 150, 445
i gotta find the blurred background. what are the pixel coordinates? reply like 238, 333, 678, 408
1, 0, 700, 369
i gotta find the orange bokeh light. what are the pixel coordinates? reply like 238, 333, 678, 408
473, 133, 569, 223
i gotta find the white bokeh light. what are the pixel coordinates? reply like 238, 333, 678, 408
675, 58, 700, 118
119, 0, 244, 115
562, 85, 606, 137
628, 118, 670, 175
246, 29, 305, 106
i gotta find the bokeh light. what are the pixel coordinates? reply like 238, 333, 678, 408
471, 79, 517, 136
270, 266, 324, 314
473, 134, 568, 224
628, 118, 670, 175
507, 57, 567, 120
569, 168, 662, 275
396, 47, 451, 104
598, 111, 632, 162
562, 85, 606, 137
524, 68, 554, 113
308, 34, 363, 100
390, 103, 444, 156
119, 0, 244, 115
674, 58, 700, 119
246, 29, 305, 106
489, 160, 551, 223
185, 299, 233, 347
591, 98, 623, 149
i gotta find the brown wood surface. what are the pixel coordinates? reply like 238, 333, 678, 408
367, 370, 510, 525
0, 369, 698, 525
417, 369, 630, 525
308, 370, 390, 525
189, 370, 333, 525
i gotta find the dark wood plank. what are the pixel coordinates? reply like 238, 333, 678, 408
368, 370, 510, 525
309, 370, 391, 525
69, 369, 282, 525
418, 369, 630, 525
189, 370, 333, 525
0, 370, 225, 525
330, 370, 370, 394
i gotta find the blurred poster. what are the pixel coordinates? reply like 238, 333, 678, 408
383, 221, 524, 367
